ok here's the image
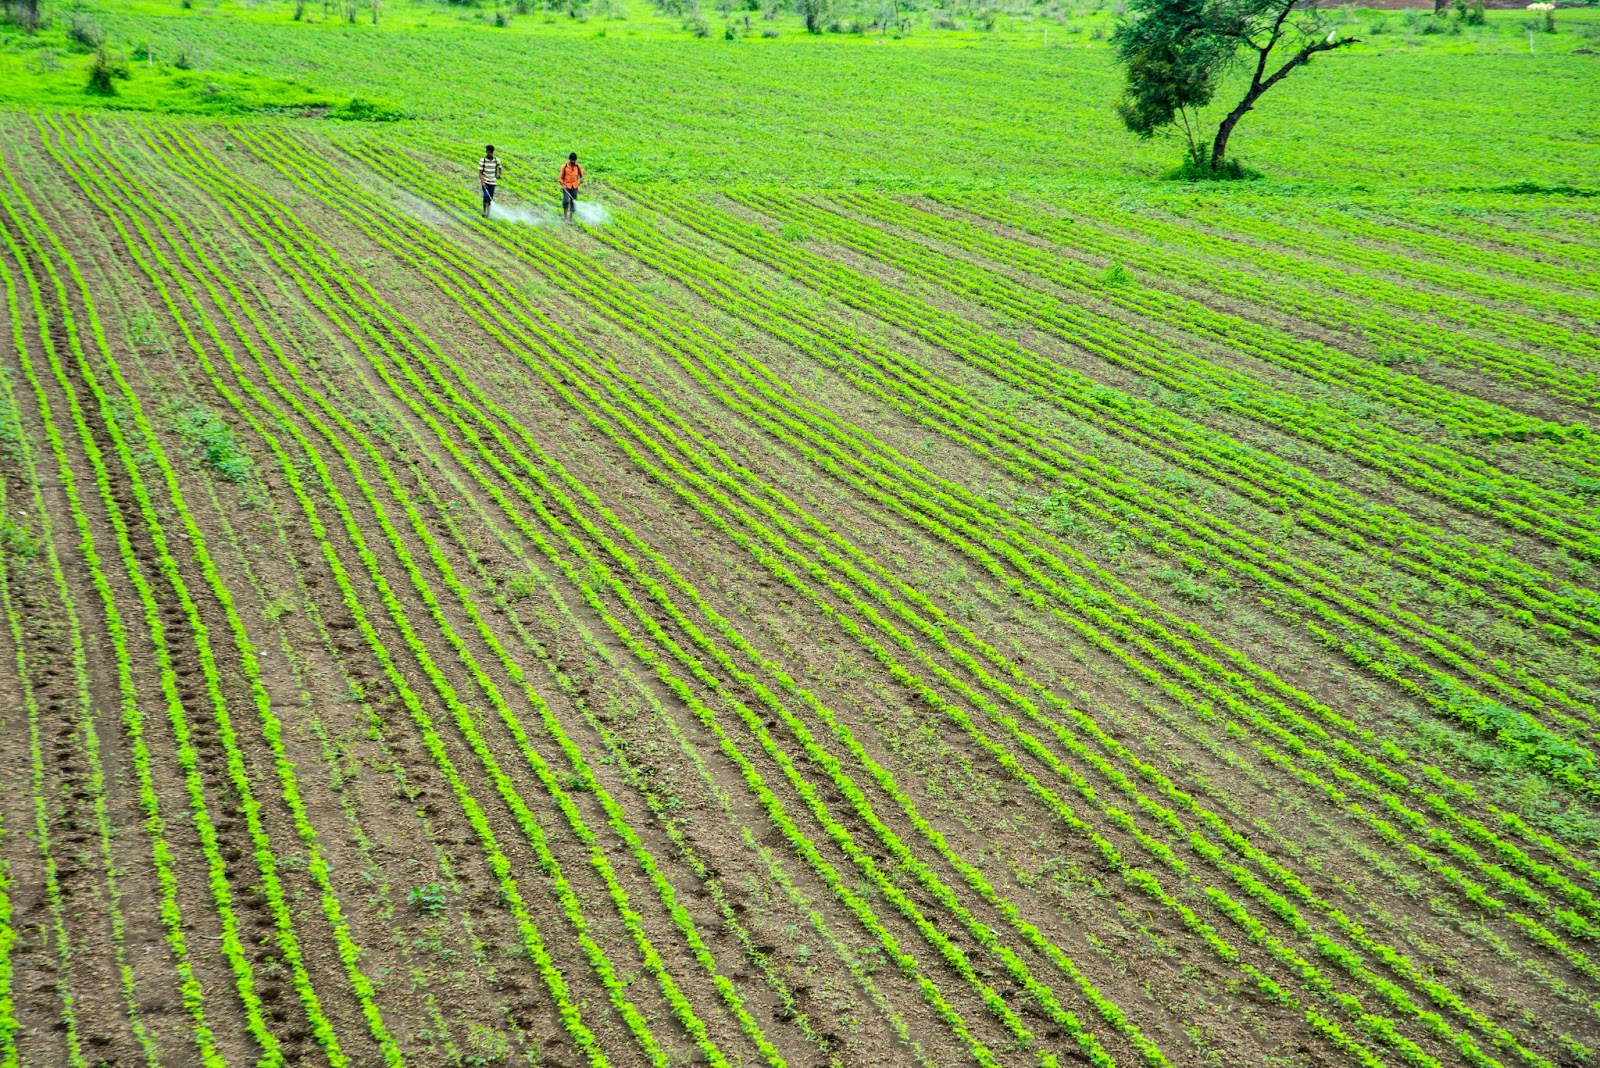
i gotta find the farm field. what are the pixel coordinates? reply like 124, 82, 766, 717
3, 2, 1600, 1068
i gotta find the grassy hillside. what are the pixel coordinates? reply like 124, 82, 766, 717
3, 0, 1598, 186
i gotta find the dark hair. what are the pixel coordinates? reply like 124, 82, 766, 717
568, 152, 577, 162
486, 144, 495, 154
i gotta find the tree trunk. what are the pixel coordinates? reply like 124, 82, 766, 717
1210, 91, 1259, 169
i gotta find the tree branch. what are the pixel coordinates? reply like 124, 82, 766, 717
1211, 28, 1359, 166
1258, 31, 1359, 97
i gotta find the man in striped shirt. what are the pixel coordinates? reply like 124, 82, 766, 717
478, 145, 503, 217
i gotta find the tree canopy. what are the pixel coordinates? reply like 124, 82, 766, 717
1111, 0, 1360, 171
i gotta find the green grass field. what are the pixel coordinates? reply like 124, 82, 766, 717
2, 2, 1600, 1067
5, 0, 1600, 184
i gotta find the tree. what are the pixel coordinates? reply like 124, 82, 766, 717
5, 0, 41, 31
799, 0, 830, 33
1111, 0, 1359, 171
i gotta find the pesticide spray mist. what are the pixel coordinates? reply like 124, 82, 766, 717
489, 201, 612, 227
494, 204, 554, 226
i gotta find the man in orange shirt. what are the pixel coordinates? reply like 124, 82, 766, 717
558, 152, 583, 222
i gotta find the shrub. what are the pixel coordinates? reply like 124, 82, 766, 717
170, 403, 252, 482
800, 0, 829, 32
67, 14, 104, 50
1100, 262, 1133, 286
407, 884, 448, 915
86, 46, 125, 95
1163, 155, 1262, 181
685, 11, 710, 34
329, 95, 405, 120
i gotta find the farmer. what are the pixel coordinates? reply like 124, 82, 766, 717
478, 145, 503, 217
559, 152, 583, 222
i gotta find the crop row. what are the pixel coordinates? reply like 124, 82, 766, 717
815, 192, 1600, 726
1209, 195, 1600, 296
335, 138, 1591, 1066
422, 147, 1600, 1061
0, 171, 287, 1066
923, 190, 1600, 473
0, 289, 170, 1068
681, 187, 1600, 645
210, 123, 1138, 1068
54, 113, 790, 1068
1225, 195, 1600, 311
733, 189, 1600, 563
672, 190, 1600, 649
620, 186, 1600, 820
25, 117, 444, 1067
1034, 192, 1600, 413
1104, 193, 1600, 341
587, 191, 1600, 935
253, 122, 1203, 1065
629, 184, 1600, 668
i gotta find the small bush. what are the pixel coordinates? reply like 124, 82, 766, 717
1492, 180, 1598, 198
931, 11, 955, 28
171, 403, 253, 482
329, 95, 404, 121
86, 46, 125, 95
1100, 262, 1133, 286
1365, 15, 1387, 33
685, 11, 710, 34
4, 2, 40, 32
407, 884, 448, 915
173, 48, 194, 69
0, 516, 39, 560
1163, 155, 1262, 182
293, 0, 306, 18
760, 25, 778, 35
67, 14, 104, 51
